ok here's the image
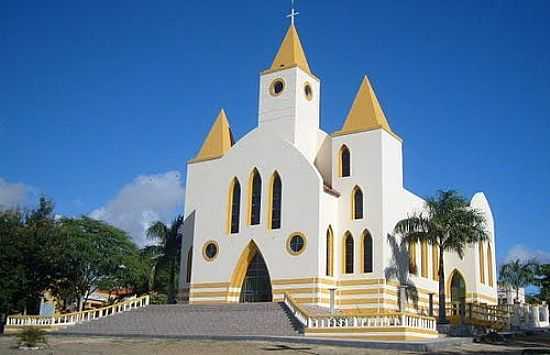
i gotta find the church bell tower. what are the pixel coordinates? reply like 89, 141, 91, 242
258, 10, 321, 161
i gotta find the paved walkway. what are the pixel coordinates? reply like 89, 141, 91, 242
1, 335, 549, 354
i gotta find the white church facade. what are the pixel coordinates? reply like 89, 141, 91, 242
178, 23, 497, 314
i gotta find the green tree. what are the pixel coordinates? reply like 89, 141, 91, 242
0, 208, 26, 333
499, 259, 539, 304
0, 198, 64, 332
538, 264, 550, 304
54, 216, 142, 310
146, 215, 184, 304
393, 190, 488, 324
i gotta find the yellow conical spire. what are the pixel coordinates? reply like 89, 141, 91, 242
191, 109, 234, 163
337, 76, 396, 137
267, 24, 312, 75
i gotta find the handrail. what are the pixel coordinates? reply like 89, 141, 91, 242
445, 301, 512, 330
283, 293, 311, 327
6, 295, 150, 328
283, 293, 437, 331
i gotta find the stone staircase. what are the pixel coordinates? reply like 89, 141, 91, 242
58, 302, 302, 337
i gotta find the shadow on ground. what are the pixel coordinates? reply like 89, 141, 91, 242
260, 344, 319, 354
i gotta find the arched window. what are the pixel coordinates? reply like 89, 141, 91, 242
269, 172, 282, 230
421, 240, 428, 278
326, 226, 334, 276
352, 186, 363, 219
409, 241, 417, 275
487, 242, 494, 287
344, 232, 354, 274
479, 241, 485, 284
186, 247, 193, 283
249, 169, 262, 225
228, 178, 241, 234
362, 230, 373, 273
340, 145, 351, 177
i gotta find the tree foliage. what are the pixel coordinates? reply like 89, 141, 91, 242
538, 264, 550, 304
498, 259, 539, 303
52, 216, 144, 309
393, 190, 488, 323
145, 215, 184, 304
0, 197, 149, 330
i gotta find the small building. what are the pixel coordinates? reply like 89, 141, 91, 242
498, 286, 526, 305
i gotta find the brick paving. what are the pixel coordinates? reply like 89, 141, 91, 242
57, 302, 302, 337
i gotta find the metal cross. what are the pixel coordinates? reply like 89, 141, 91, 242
286, 0, 300, 25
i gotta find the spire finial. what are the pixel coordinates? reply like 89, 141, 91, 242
286, 0, 300, 25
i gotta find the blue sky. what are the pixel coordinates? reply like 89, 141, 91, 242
1, 1, 549, 261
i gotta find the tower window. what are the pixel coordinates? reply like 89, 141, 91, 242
345, 232, 354, 274
363, 230, 373, 273
249, 169, 262, 225
340, 145, 351, 177
352, 186, 363, 220
270, 79, 285, 96
270, 172, 282, 230
304, 82, 313, 101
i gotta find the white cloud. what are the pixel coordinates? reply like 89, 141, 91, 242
90, 171, 185, 246
504, 244, 550, 264
0, 177, 30, 210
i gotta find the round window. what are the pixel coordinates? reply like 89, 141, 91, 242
304, 83, 313, 101
203, 241, 218, 261
287, 234, 306, 255
270, 79, 285, 96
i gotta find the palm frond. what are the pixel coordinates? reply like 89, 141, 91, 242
146, 221, 168, 244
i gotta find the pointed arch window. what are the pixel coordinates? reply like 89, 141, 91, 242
340, 145, 351, 177
344, 232, 354, 274
352, 186, 364, 219
479, 241, 486, 284
249, 169, 262, 225
362, 230, 373, 273
269, 172, 282, 230
487, 242, 494, 287
186, 247, 193, 284
228, 178, 241, 234
326, 227, 334, 277
421, 240, 428, 278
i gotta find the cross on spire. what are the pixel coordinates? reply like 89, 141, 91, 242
286, 0, 300, 25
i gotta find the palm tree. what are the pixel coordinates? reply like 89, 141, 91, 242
499, 259, 539, 304
146, 215, 184, 304
393, 190, 488, 324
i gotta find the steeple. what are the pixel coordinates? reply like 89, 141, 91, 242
191, 109, 234, 163
336, 76, 396, 137
266, 24, 312, 75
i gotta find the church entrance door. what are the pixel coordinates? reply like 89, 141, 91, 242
450, 271, 466, 304
239, 251, 272, 303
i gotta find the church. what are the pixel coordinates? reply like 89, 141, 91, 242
177, 19, 497, 315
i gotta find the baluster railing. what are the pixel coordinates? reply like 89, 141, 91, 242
6, 295, 150, 328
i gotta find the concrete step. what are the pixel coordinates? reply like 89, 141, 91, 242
58, 302, 302, 337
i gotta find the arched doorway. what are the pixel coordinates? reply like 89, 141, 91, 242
450, 271, 466, 304
239, 250, 272, 302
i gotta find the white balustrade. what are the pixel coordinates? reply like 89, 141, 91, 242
283, 293, 437, 333
6, 295, 150, 328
